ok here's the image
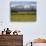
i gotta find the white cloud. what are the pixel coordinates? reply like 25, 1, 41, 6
24, 5, 30, 8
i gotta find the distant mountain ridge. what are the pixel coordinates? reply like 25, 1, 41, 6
11, 1, 36, 11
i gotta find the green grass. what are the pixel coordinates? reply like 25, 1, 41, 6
11, 11, 36, 15
11, 11, 36, 21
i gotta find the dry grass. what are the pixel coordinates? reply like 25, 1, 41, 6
10, 11, 36, 22
11, 15, 36, 21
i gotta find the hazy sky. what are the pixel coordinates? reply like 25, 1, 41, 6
10, 0, 36, 8
12, 0, 36, 1
10, 1, 36, 8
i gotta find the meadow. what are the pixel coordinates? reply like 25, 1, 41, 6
11, 11, 36, 21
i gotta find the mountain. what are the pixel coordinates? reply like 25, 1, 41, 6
11, 5, 36, 11
10, 1, 36, 11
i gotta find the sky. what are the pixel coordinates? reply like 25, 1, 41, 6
11, 0, 36, 6
11, 0, 36, 1
10, 1, 36, 8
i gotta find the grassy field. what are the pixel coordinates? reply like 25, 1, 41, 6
11, 11, 36, 21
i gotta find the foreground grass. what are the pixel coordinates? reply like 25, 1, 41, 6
11, 11, 36, 21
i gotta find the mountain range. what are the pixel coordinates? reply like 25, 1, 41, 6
10, 1, 36, 11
